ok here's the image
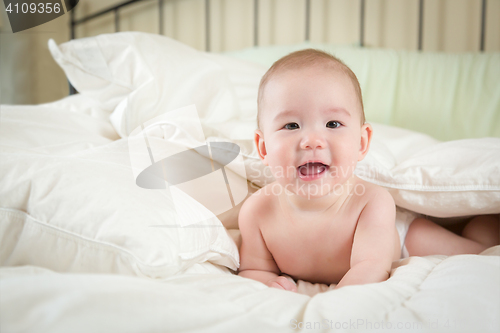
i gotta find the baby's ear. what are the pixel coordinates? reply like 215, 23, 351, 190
254, 129, 269, 165
358, 123, 373, 161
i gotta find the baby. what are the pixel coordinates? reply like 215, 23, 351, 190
237, 49, 499, 291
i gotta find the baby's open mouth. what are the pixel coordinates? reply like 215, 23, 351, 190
297, 162, 329, 179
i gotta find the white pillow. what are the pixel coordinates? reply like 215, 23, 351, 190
0, 105, 239, 277
48, 32, 266, 139
357, 124, 500, 218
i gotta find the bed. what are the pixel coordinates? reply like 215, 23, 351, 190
1, 1, 499, 332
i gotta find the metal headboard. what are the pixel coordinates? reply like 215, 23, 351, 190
68, 0, 490, 94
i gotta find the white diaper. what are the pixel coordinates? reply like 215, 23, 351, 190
395, 207, 420, 259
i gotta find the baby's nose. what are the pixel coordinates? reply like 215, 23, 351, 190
300, 132, 326, 150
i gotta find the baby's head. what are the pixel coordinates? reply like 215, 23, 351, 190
254, 49, 372, 198
257, 49, 365, 131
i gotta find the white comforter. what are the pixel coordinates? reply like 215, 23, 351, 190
2, 248, 499, 333
1, 96, 499, 333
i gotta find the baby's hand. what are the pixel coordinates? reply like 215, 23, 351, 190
266, 276, 297, 292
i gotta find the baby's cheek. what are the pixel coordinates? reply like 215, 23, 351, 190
347, 154, 360, 176
333, 149, 358, 176
269, 163, 287, 181
267, 145, 287, 165
267, 157, 292, 182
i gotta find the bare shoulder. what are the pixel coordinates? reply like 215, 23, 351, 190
354, 177, 393, 203
238, 182, 277, 229
354, 177, 395, 220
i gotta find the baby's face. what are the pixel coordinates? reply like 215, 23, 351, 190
256, 65, 370, 198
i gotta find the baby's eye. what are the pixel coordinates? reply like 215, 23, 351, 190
326, 121, 341, 129
283, 122, 300, 130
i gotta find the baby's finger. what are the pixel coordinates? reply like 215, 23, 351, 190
287, 282, 298, 292
269, 281, 286, 290
276, 277, 297, 292
282, 280, 298, 292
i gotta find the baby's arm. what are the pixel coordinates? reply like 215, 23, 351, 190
237, 197, 297, 292
335, 189, 396, 289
